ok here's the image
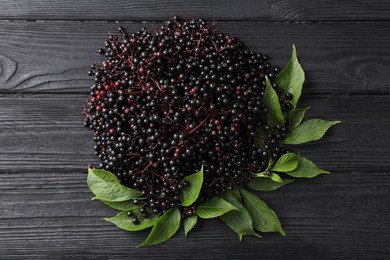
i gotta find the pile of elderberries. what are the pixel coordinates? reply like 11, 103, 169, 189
84, 17, 292, 220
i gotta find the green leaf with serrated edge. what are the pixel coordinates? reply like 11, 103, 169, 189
254, 172, 283, 184
220, 188, 258, 241
247, 178, 295, 192
275, 45, 305, 108
239, 188, 285, 236
87, 168, 141, 202
180, 166, 204, 206
104, 211, 158, 232
285, 155, 329, 178
272, 153, 299, 172
138, 208, 181, 247
92, 197, 141, 211
263, 76, 285, 128
183, 215, 197, 237
283, 119, 341, 145
289, 107, 310, 129
196, 197, 239, 219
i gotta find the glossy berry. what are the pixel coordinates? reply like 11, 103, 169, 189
132, 217, 139, 225
186, 210, 194, 217
285, 93, 293, 100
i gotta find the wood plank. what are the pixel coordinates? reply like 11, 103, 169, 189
0, 95, 389, 173
0, 0, 389, 21
0, 170, 389, 258
0, 21, 389, 95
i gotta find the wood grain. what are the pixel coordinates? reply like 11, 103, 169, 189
0, 170, 389, 259
0, 0, 389, 21
0, 21, 389, 95
0, 95, 388, 174
1, 0, 390, 257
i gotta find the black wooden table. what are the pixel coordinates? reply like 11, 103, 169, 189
1, 1, 389, 259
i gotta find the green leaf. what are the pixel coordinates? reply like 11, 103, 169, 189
254, 172, 283, 184
269, 172, 283, 183
247, 178, 295, 192
289, 107, 310, 129
180, 166, 204, 206
263, 76, 285, 127
285, 155, 329, 178
239, 188, 285, 236
254, 130, 267, 148
275, 44, 305, 107
183, 215, 197, 237
230, 184, 242, 200
283, 119, 341, 145
92, 197, 141, 211
138, 208, 181, 247
196, 197, 239, 219
272, 153, 299, 172
220, 188, 258, 241
254, 138, 263, 148
104, 211, 158, 232
87, 168, 141, 202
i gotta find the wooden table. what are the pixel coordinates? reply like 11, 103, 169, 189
1, 1, 389, 259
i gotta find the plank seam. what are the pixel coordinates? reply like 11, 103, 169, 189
1, 91, 389, 97
1, 19, 390, 24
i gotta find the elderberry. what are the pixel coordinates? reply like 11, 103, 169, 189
84, 17, 291, 216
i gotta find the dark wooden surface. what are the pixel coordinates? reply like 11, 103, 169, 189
0, 1, 389, 259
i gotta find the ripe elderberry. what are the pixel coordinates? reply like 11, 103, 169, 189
84, 17, 291, 217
